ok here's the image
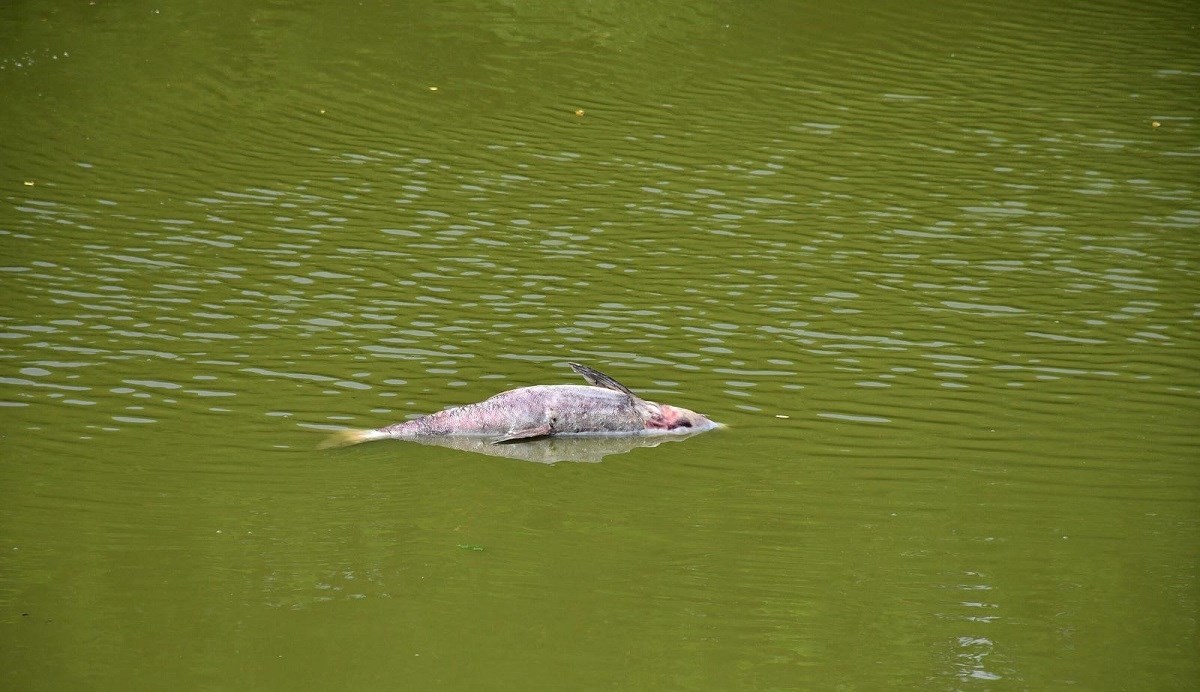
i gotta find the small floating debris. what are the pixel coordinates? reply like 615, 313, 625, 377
775, 414, 789, 419
574, 108, 585, 117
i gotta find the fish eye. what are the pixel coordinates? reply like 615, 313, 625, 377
677, 420, 692, 428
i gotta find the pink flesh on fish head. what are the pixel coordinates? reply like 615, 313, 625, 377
646, 403, 720, 432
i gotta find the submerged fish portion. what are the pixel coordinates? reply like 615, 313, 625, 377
321, 362, 719, 448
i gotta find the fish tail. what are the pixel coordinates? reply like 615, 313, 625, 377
318, 428, 390, 449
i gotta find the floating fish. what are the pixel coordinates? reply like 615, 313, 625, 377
321, 362, 720, 448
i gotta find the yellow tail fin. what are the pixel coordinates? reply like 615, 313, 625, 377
318, 428, 387, 450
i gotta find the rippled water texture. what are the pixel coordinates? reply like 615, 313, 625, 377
2, 0, 1198, 689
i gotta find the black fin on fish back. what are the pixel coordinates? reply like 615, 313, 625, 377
568, 362, 639, 398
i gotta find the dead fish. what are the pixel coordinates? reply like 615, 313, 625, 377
321, 362, 720, 448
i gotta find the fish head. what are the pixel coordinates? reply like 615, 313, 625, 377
646, 403, 721, 433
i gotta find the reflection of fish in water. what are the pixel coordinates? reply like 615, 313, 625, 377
321, 362, 720, 449
406, 433, 701, 464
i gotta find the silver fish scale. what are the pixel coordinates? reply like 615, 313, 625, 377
380, 385, 647, 437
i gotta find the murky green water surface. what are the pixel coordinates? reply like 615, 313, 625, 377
2, 0, 1197, 689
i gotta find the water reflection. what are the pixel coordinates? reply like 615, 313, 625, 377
337, 431, 707, 464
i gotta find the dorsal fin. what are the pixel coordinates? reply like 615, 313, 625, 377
568, 362, 639, 398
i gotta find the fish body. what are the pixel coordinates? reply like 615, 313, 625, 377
322, 362, 719, 448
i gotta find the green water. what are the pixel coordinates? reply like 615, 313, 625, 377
2, 0, 1197, 689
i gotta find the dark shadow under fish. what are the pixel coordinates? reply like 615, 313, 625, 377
321, 362, 720, 449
